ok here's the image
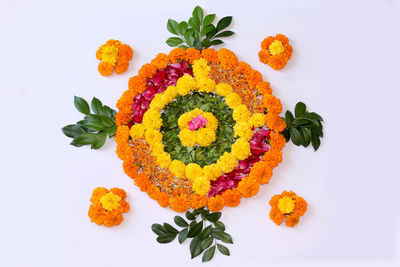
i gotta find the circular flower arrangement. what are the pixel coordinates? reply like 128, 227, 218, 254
115, 47, 287, 212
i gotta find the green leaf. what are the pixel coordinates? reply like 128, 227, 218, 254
184, 30, 195, 47
200, 236, 214, 250
199, 225, 212, 240
178, 44, 190, 49
216, 16, 232, 32
188, 221, 203, 238
202, 245, 215, 262
178, 228, 189, 244
285, 110, 294, 124
166, 37, 184, 47
213, 221, 225, 231
311, 133, 321, 151
174, 216, 189, 227
167, 19, 179, 35
301, 127, 312, 147
103, 106, 115, 118
62, 124, 86, 138
304, 112, 323, 121
178, 21, 188, 35
213, 231, 233, 244
186, 211, 196, 220
193, 6, 204, 23
188, 17, 200, 32
190, 237, 203, 259
100, 116, 114, 127
295, 102, 307, 117
201, 24, 214, 36
206, 26, 217, 39
91, 131, 107, 149
70, 132, 96, 146
290, 127, 302, 146
106, 125, 117, 138
151, 223, 167, 235
194, 40, 202, 50
215, 30, 235, 38
91, 97, 103, 116
217, 244, 230, 256
204, 212, 221, 222
209, 39, 223, 46
74, 96, 90, 115
203, 14, 216, 26
81, 120, 104, 131
156, 233, 176, 243
164, 223, 179, 235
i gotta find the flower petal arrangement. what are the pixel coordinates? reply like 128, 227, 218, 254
62, 5, 324, 263
96, 39, 133, 76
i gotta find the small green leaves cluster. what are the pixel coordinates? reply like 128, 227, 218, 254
151, 207, 232, 262
166, 6, 235, 50
161, 92, 235, 167
282, 102, 324, 151
62, 96, 117, 150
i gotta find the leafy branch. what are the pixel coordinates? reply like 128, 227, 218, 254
61, 96, 117, 150
151, 207, 232, 262
282, 102, 324, 151
166, 6, 235, 50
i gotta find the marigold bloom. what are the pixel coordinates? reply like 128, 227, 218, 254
88, 187, 130, 227
258, 34, 293, 70
96, 40, 133, 76
269, 191, 307, 227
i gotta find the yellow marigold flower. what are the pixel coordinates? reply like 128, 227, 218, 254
197, 77, 215, 93
178, 128, 197, 147
151, 142, 164, 157
233, 104, 251, 122
178, 113, 193, 130
203, 164, 222, 180
269, 40, 284, 55
156, 152, 171, 168
203, 113, 218, 131
196, 128, 216, 147
163, 86, 178, 102
169, 160, 186, 178
215, 83, 233, 96
249, 113, 265, 128
101, 46, 119, 66
129, 124, 145, 139
176, 74, 197, 96
225, 92, 242, 108
149, 93, 167, 111
192, 176, 210, 196
142, 109, 162, 130
217, 152, 238, 173
193, 58, 211, 78
231, 138, 251, 160
145, 129, 163, 146
278, 196, 295, 214
186, 163, 203, 181
100, 192, 121, 211
234, 122, 254, 141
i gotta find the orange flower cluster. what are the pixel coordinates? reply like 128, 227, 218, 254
115, 48, 286, 213
96, 39, 133, 76
258, 34, 293, 70
269, 191, 307, 227
88, 187, 130, 227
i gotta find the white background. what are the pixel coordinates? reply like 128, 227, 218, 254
1, 0, 399, 266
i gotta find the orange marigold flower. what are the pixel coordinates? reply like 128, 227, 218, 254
134, 172, 152, 192
169, 194, 191, 212
184, 48, 201, 63
207, 195, 225, 212
138, 63, 157, 78
256, 81, 272, 95
270, 132, 286, 151
218, 48, 238, 69
128, 75, 146, 94
263, 94, 282, 114
169, 48, 186, 63
88, 187, 130, 227
221, 189, 242, 207
237, 177, 260, 198
190, 194, 207, 209
263, 148, 283, 168
97, 40, 133, 76
249, 161, 273, 185
259, 34, 293, 70
201, 48, 218, 63
151, 53, 170, 69
269, 191, 307, 227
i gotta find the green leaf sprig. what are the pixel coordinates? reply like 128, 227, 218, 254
282, 102, 324, 151
151, 207, 232, 262
166, 6, 235, 50
62, 96, 117, 149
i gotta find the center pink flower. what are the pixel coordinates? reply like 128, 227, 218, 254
188, 115, 208, 131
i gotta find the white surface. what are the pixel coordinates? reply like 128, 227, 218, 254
0, 0, 399, 266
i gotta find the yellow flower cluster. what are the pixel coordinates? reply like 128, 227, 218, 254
177, 108, 218, 147
127, 58, 267, 197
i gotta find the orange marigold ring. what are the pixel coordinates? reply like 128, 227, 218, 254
269, 190, 307, 227
88, 187, 130, 227
115, 47, 287, 213
96, 39, 133, 76
258, 34, 293, 70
